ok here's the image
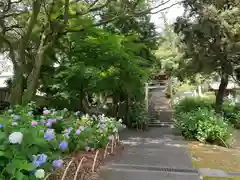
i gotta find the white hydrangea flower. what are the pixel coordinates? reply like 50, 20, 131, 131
9, 132, 23, 144
118, 119, 122, 123
35, 169, 45, 178
11, 122, 18, 126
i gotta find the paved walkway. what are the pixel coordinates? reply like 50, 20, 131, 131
100, 127, 200, 180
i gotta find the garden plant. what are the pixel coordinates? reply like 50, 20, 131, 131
0, 102, 124, 179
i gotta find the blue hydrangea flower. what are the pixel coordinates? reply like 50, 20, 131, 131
49, 118, 56, 123
46, 119, 53, 127
59, 140, 68, 150
63, 133, 70, 139
52, 159, 63, 169
63, 128, 72, 139
0, 124, 3, 129
44, 129, 55, 141
12, 114, 21, 121
27, 111, 33, 116
32, 153, 47, 167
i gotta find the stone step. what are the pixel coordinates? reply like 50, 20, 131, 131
100, 167, 200, 180
148, 122, 174, 128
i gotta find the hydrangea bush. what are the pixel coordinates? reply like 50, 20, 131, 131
0, 103, 125, 179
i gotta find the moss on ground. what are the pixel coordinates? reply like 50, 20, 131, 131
189, 141, 240, 172
203, 177, 240, 180
188, 130, 240, 173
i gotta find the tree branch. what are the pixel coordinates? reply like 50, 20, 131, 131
0, 33, 17, 67
0, 11, 28, 19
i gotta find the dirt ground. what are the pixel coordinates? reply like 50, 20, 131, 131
188, 130, 240, 174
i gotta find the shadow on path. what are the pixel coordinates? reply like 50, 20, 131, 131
100, 127, 200, 180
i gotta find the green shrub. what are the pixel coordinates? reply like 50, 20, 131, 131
223, 104, 240, 129
174, 97, 214, 113
125, 103, 149, 130
174, 108, 233, 147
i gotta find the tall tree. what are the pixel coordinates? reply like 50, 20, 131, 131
174, 0, 240, 113
0, 0, 180, 105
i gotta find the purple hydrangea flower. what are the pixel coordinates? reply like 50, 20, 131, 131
100, 123, 106, 129
75, 129, 81, 135
32, 153, 47, 167
49, 118, 56, 123
31, 121, 38, 127
46, 119, 53, 127
40, 119, 45, 125
52, 159, 63, 169
59, 140, 68, 150
44, 129, 55, 141
0, 124, 3, 129
43, 109, 51, 115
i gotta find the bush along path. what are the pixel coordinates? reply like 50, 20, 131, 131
0, 102, 125, 180
173, 97, 240, 179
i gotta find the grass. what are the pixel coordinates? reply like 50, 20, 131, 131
204, 177, 240, 180
188, 130, 240, 173
189, 141, 240, 172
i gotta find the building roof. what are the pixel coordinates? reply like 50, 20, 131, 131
209, 81, 240, 90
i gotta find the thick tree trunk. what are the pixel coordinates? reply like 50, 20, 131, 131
9, 68, 24, 105
215, 72, 228, 114
22, 50, 45, 104
8, 0, 42, 105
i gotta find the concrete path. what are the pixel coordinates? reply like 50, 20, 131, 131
100, 127, 200, 180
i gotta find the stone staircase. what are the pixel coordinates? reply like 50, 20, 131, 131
148, 86, 174, 127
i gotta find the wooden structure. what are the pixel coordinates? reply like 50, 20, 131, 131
153, 71, 168, 85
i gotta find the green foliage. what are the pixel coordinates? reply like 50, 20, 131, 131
174, 97, 215, 113
125, 103, 149, 130
174, 96, 240, 130
174, 0, 240, 112
174, 108, 233, 147
0, 103, 124, 179
223, 104, 240, 129
154, 15, 183, 77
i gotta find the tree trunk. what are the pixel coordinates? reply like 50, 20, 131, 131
197, 85, 202, 97
215, 72, 228, 114
22, 50, 45, 104
8, 0, 42, 105
9, 67, 24, 105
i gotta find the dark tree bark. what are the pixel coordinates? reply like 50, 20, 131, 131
215, 72, 228, 114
